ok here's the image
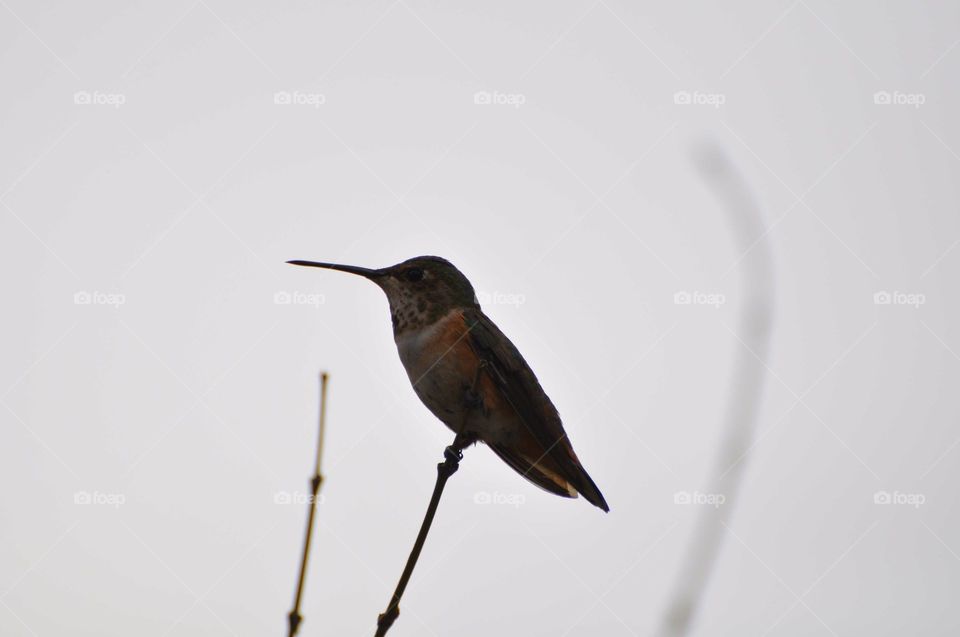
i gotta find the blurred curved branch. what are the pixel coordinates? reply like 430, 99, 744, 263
658, 143, 776, 637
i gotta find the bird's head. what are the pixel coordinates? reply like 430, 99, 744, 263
287, 255, 478, 332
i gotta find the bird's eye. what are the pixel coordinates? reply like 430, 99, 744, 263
405, 268, 424, 282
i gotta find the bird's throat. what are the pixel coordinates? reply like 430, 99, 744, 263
388, 289, 450, 334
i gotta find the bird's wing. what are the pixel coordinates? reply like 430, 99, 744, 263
461, 308, 609, 511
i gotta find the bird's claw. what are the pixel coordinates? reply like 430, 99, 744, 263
443, 445, 463, 463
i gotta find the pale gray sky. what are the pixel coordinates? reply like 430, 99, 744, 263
2, 1, 959, 635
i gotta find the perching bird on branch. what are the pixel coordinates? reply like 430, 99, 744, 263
288, 256, 609, 512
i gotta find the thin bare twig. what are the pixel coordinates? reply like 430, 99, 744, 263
288, 371, 330, 637
374, 362, 485, 636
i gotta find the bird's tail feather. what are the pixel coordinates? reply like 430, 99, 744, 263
564, 463, 610, 512
489, 443, 610, 512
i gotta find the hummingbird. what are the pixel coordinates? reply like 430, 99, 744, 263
287, 256, 609, 512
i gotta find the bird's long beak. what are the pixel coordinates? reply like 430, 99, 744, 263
286, 260, 383, 279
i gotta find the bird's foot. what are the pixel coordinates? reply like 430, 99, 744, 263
438, 444, 462, 478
